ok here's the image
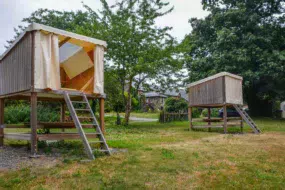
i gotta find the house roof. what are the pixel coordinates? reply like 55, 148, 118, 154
179, 89, 188, 102
187, 72, 243, 88
144, 92, 167, 98
0, 23, 107, 61
144, 89, 189, 101
164, 89, 180, 97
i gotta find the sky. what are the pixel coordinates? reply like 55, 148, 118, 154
0, 0, 209, 55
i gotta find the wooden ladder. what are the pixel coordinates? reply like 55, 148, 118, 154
63, 91, 111, 160
233, 104, 261, 134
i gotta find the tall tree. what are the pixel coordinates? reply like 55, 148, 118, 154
104, 69, 124, 125
182, 0, 285, 116
83, 0, 181, 124
8, 0, 181, 125
6, 8, 100, 46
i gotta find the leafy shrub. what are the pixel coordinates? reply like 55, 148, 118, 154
192, 108, 201, 118
201, 108, 220, 117
4, 104, 30, 124
165, 97, 188, 113
4, 102, 60, 124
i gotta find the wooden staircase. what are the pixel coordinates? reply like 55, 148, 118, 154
63, 91, 111, 160
233, 104, 261, 134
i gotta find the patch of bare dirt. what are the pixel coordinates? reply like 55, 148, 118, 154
0, 146, 61, 170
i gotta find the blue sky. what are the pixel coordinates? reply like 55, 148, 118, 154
0, 0, 209, 54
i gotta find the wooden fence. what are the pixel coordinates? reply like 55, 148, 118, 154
159, 111, 188, 123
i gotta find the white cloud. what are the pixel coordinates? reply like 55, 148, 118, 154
0, 0, 208, 54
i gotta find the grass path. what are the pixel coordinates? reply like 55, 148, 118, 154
0, 118, 285, 189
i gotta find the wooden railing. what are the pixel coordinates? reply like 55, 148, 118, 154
159, 111, 188, 123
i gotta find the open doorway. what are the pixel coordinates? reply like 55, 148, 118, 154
59, 42, 95, 94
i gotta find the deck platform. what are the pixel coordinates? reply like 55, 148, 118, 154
4, 133, 99, 141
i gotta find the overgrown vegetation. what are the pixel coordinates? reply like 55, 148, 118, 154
181, 0, 285, 117
4, 101, 60, 124
164, 97, 188, 113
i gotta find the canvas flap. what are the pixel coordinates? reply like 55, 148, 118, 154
34, 31, 60, 90
94, 46, 104, 94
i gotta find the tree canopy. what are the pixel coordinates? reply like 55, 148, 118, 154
181, 0, 285, 116
9, 0, 182, 124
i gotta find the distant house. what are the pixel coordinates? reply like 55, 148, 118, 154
143, 89, 188, 111
144, 92, 167, 110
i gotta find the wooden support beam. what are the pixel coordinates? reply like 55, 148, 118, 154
59, 37, 71, 47
99, 98, 105, 133
0, 99, 4, 146
4, 133, 31, 141
223, 105, 227, 134
60, 102, 65, 132
208, 108, 211, 132
38, 133, 99, 141
240, 116, 243, 133
30, 92, 38, 155
188, 107, 193, 130
80, 76, 94, 92
193, 125, 223, 129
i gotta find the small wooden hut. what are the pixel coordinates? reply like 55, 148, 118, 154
187, 72, 260, 134
0, 23, 111, 159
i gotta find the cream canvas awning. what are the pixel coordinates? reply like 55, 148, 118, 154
0, 23, 107, 95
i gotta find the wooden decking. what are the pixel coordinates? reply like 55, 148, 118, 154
1, 122, 94, 129
0, 89, 105, 101
1, 122, 98, 141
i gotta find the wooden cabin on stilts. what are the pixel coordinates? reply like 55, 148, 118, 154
0, 23, 111, 160
187, 72, 261, 134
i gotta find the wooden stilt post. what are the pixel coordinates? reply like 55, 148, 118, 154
188, 107, 193, 130
0, 99, 4, 146
208, 108, 211, 132
223, 105, 227, 134
240, 116, 243, 133
99, 98, 105, 133
60, 102, 65, 132
30, 92, 38, 156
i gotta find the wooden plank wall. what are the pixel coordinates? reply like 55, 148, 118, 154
0, 33, 32, 95
225, 76, 243, 105
189, 76, 224, 106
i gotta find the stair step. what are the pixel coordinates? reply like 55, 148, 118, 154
89, 141, 104, 144
93, 149, 109, 152
72, 101, 87, 104
85, 132, 101, 135
75, 109, 90, 111
64, 91, 111, 160
81, 124, 98, 126
78, 117, 93, 119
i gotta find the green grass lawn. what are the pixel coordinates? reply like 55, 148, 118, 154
1, 118, 285, 189
107, 112, 159, 119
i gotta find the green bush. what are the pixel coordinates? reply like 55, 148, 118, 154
4, 102, 60, 124
4, 104, 30, 124
192, 108, 201, 118
165, 97, 188, 113
201, 108, 220, 117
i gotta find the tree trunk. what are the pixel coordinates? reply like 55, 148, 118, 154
116, 112, 121, 125
124, 77, 133, 125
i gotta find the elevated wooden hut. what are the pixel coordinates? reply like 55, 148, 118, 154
0, 23, 111, 159
187, 72, 260, 134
